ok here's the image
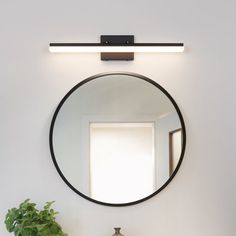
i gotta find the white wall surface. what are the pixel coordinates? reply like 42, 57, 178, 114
1, 1, 236, 236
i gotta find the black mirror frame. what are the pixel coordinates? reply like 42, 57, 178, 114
49, 72, 186, 207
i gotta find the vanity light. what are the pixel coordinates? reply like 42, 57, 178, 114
49, 35, 184, 60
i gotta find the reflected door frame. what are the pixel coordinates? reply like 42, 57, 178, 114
81, 114, 159, 197
169, 128, 182, 176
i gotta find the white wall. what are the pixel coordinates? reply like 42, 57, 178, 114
1, 1, 236, 236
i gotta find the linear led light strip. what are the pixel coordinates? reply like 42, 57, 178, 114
49, 35, 184, 60
49, 43, 184, 53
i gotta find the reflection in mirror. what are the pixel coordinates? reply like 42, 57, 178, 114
90, 122, 155, 203
50, 73, 186, 206
169, 129, 182, 176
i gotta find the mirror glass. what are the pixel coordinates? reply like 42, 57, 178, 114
50, 73, 186, 206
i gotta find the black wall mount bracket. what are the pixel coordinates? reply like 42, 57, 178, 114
101, 35, 134, 61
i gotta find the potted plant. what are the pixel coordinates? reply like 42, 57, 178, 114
5, 199, 67, 236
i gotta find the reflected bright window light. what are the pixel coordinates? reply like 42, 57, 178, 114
90, 122, 155, 203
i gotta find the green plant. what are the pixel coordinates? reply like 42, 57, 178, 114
5, 199, 68, 236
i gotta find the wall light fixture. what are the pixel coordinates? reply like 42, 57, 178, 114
49, 35, 184, 60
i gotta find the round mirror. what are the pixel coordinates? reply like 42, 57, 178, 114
50, 72, 186, 206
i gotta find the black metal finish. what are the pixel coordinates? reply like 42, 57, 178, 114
49, 43, 184, 47
49, 72, 186, 207
101, 35, 134, 60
